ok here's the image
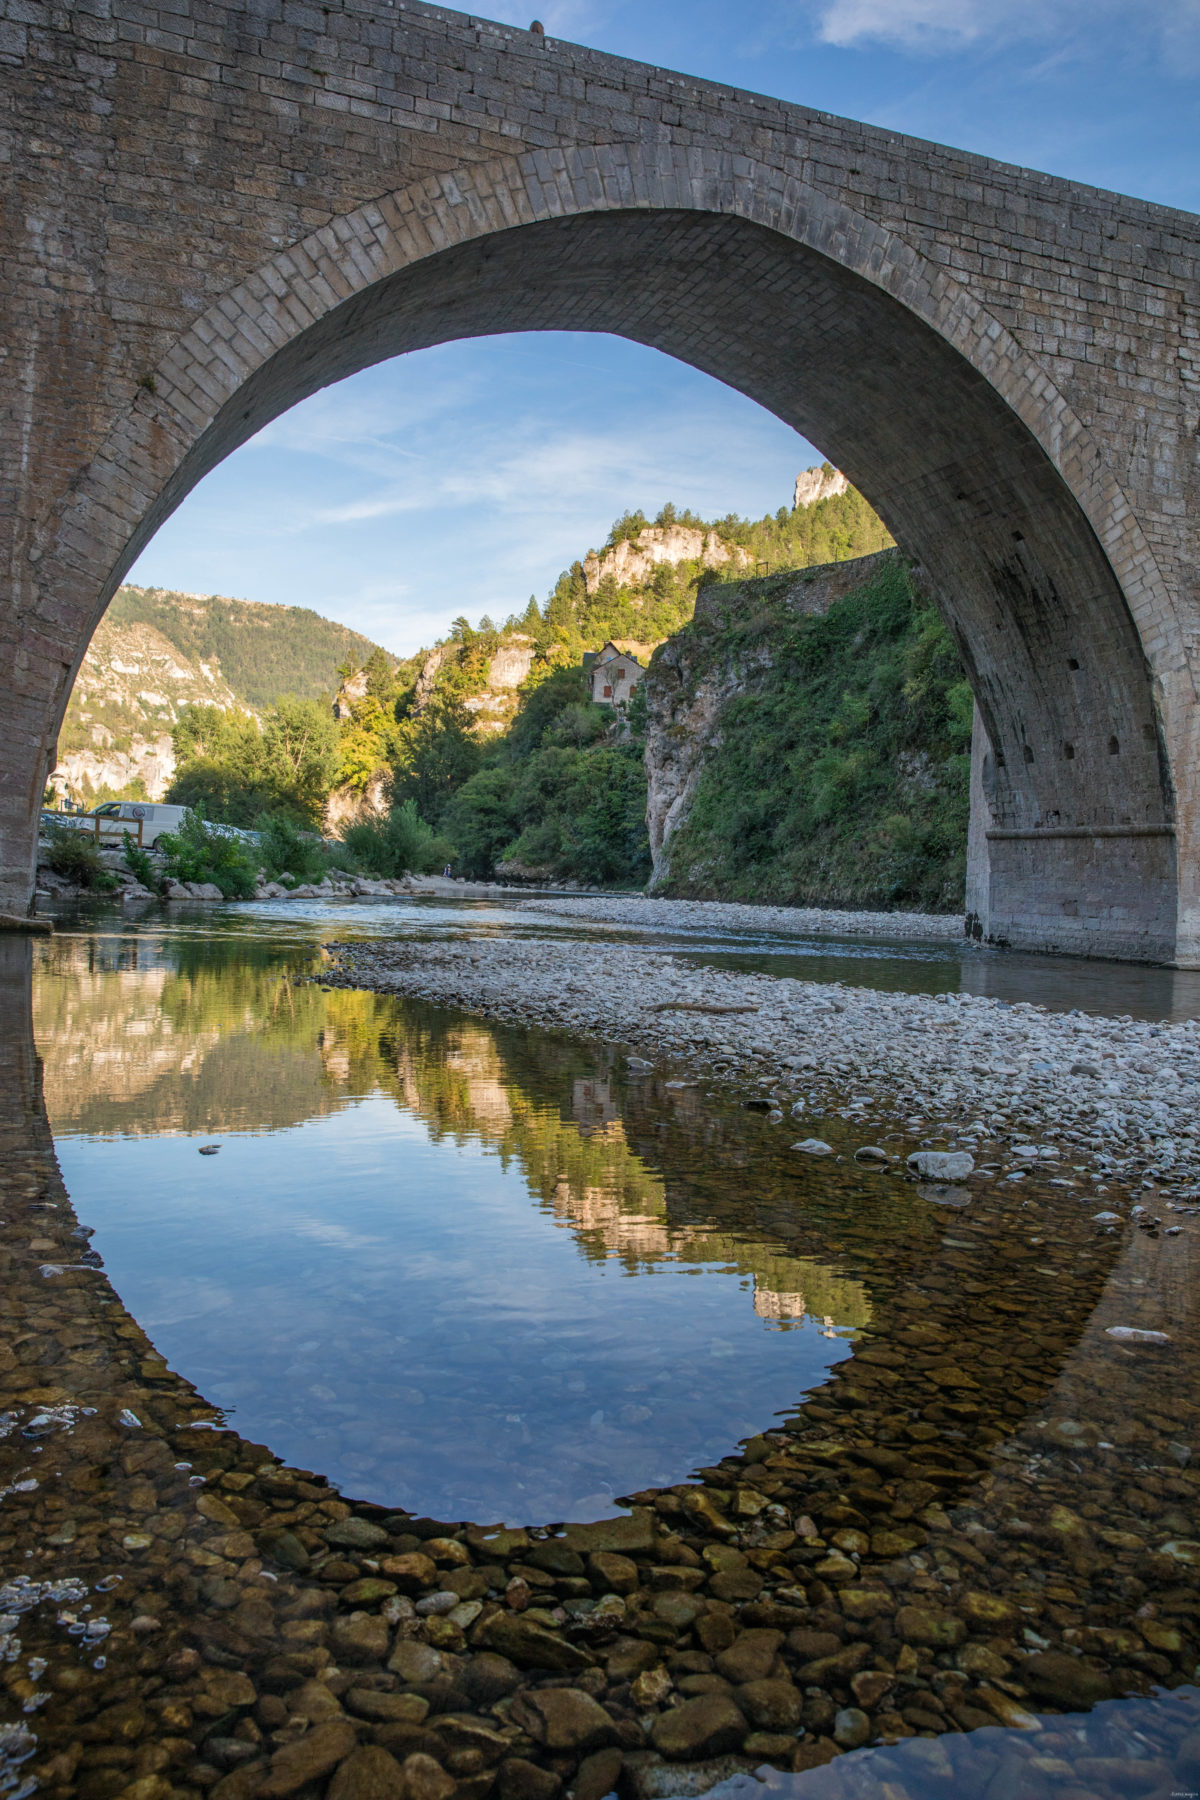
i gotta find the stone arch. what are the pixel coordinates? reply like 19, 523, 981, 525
28, 143, 1182, 955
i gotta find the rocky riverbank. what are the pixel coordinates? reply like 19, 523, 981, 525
520, 896, 964, 944
321, 931, 1200, 1196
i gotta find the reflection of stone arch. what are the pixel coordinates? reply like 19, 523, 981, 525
9, 106, 1199, 958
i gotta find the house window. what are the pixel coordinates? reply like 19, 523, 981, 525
603, 684, 612, 698
616, 668, 625, 680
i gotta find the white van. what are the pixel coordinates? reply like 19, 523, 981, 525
46, 801, 190, 848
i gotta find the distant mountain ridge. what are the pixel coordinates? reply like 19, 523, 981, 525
53, 586, 390, 805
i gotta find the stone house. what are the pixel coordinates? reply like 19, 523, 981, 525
583, 641, 646, 708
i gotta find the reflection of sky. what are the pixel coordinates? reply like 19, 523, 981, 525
53, 1096, 856, 1523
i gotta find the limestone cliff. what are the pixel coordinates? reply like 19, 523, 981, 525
642, 546, 971, 912
52, 615, 246, 804
645, 552, 899, 886
583, 524, 751, 595
793, 464, 849, 510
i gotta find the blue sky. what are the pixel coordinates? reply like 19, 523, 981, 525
129, 0, 1200, 656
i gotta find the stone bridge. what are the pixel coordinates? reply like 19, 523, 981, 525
3, 0, 1199, 961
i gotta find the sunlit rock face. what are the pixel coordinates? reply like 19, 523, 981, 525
584, 525, 751, 596
793, 465, 849, 510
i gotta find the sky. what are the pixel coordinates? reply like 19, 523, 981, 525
127, 0, 1200, 656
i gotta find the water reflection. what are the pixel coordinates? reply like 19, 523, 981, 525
36, 927, 868, 1522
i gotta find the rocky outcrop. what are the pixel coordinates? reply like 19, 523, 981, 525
50, 733, 177, 806
332, 666, 369, 720
488, 640, 535, 688
461, 637, 537, 734
583, 525, 750, 595
644, 551, 897, 887
52, 615, 247, 803
793, 464, 849, 509
413, 646, 446, 710
324, 771, 390, 834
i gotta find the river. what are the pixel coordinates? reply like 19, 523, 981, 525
2, 896, 1199, 1800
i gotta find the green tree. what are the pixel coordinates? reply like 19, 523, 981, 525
392, 693, 481, 824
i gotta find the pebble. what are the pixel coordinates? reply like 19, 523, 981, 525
906, 1149, 975, 1180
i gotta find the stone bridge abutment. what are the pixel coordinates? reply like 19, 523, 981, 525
3, 1, 1199, 960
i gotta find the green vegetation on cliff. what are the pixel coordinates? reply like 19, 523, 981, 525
654, 556, 972, 912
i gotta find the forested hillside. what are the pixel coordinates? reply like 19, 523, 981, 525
110, 587, 384, 708
161, 479, 898, 887
54, 585, 390, 807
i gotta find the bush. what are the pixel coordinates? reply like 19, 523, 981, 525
42, 824, 119, 891
122, 831, 159, 891
255, 810, 333, 885
156, 808, 257, 899
341, 799, 450, 878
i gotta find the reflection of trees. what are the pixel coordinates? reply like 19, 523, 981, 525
35, 933, 868, 1326
35, 935, 394, 1138
370, 1017, 870, 1330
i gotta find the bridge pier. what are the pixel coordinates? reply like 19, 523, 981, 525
966, 711, 1187, 966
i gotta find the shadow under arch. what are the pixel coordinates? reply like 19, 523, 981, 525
47, 147, 1179, 956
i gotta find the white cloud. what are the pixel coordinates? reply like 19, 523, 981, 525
807, 0, 1200, 60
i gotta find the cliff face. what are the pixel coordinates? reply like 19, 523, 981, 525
583, 524, 751, 595
793, 465, 849, 509
51, 615, 246, 803
643, 550, 972, 912
645, 552, 898, 885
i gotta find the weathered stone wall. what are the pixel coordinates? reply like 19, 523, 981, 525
2, 0, 1199, 958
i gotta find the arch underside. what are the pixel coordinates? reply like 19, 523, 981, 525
138, 209, 1168, 853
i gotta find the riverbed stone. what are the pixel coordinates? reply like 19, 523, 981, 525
326, 1518, 391, 1551
589, 1552, 639, 1594
328, 1747, 407, 1800
735, 1680, 801, 1730
650, 1694, 748, 1759
509, 1688, 617, 1753
475, 1613, 594, 1671
833, 1707, 871, 1749
498, 1759, 561, 1800
907, 1150, 974, 1180
1018, 1651, 1114, 1708
714, 1632, 782, 1685
258, 1721, 358, 1796
563, 1512, 655, 1555
333, 1612, 390, 1664
399, 1754, 456, 1800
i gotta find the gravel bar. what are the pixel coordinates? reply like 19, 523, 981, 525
323, 932, 1200, 1194
518, 895, 965, 942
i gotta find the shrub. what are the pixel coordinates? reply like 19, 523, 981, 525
42, 824, 119, 891
156, 808, 257, 899
255, 810, 333, 885
341, 799, 449, 878
122, 831, 159, 891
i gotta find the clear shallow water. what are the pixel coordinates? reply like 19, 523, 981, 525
38, 914, 865, 1523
